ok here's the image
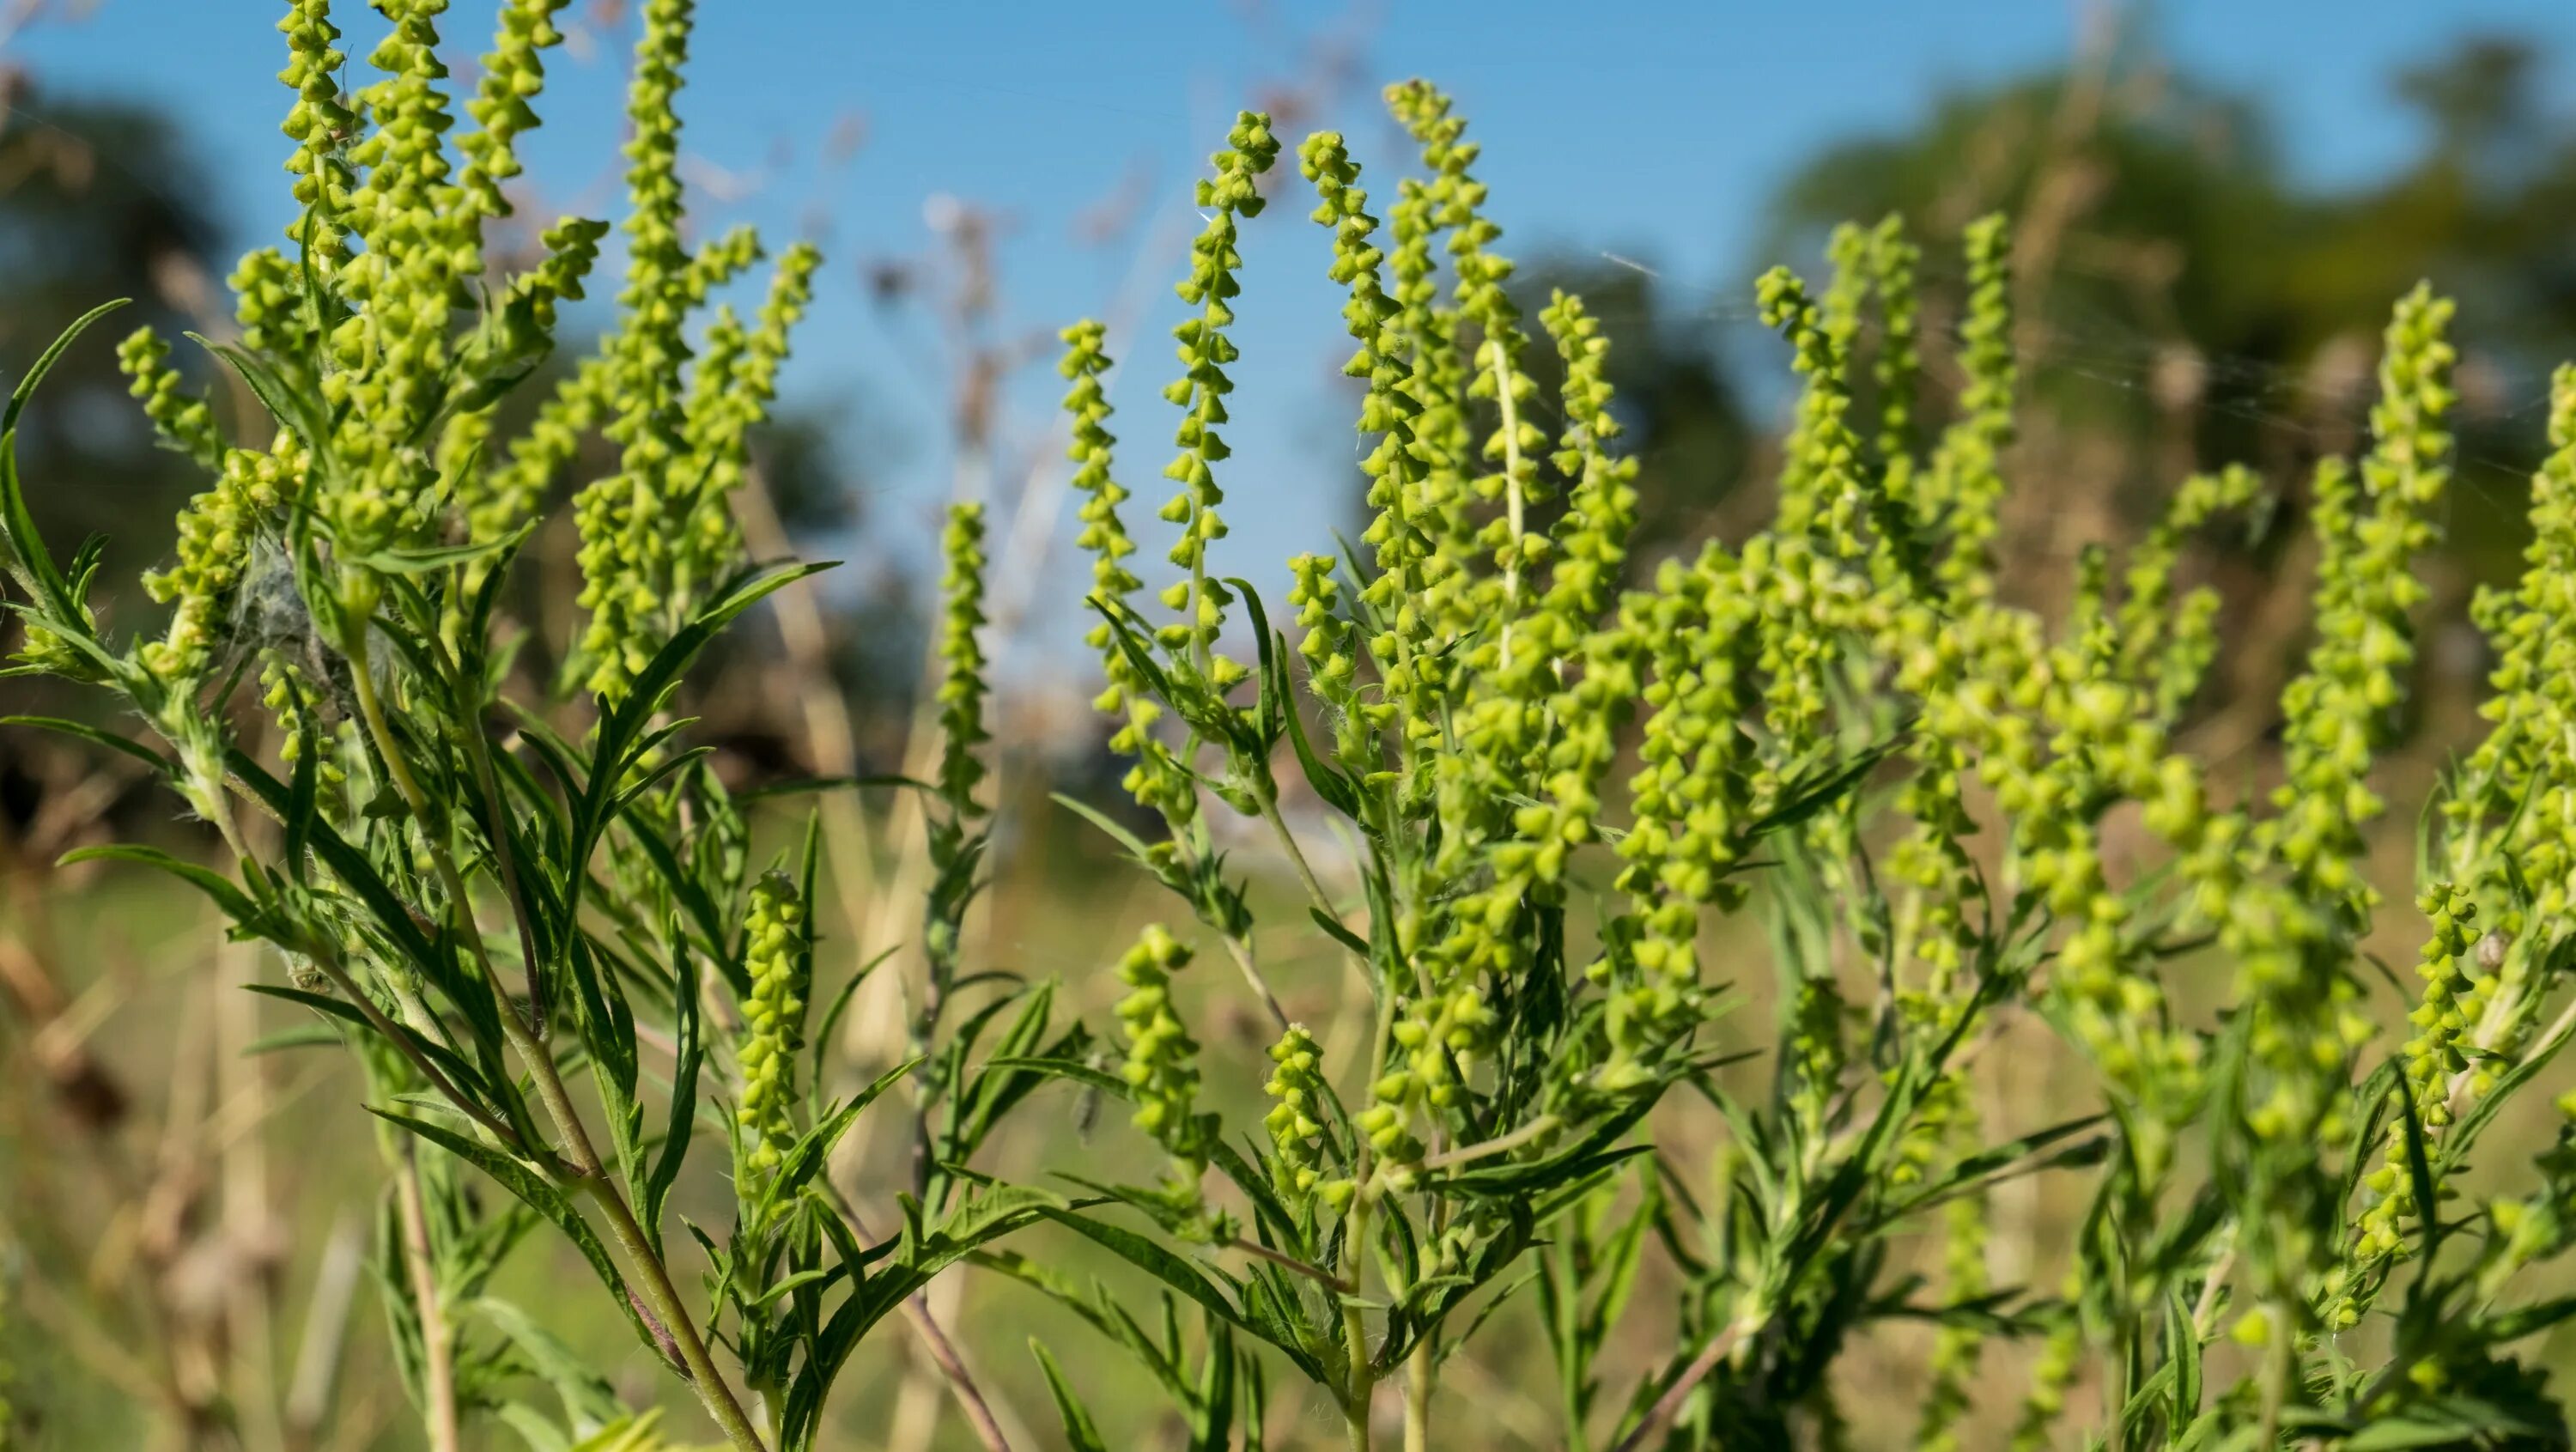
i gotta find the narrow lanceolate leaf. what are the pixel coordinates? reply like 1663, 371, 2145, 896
366, 1109, 663, 1364
60, 844, 259, 924
2, 716, 173, 774
642, 938, 702, 1248
2, 301, 126, 605
1032, 1340, 1112, 1452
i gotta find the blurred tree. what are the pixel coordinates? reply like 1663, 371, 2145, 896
0, 82, 222, 591
0, 83, 228, 846
1761, 27, 2576, 526
1753, 24, 2576, 740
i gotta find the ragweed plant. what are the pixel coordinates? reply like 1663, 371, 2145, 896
1005, 82, 2576, 1452
21, 14, 2576, 1449
0, 5, 1054, 1451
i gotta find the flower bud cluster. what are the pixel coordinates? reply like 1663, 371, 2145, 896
735, 871, 809, 1176
2117, 465, 2262, 720
933, 503, 992, 814
573, 0, 776, 699
1157, 112, 1278, 686
1387, 82, 1545, 627
277, 0, 356, 272
1055, 320, 1195, 821
1924, 216, 2015, 595
1114, 926, 1216, 1185
1262, 1024, 1333, 1202
457, 0, 570, 224
117, 327, 223, 469
138, 444, 304, 688
1296, 132, 1435, 750
2269, 288, 2454, 920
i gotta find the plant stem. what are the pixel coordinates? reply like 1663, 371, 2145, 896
824, 1182, 1017, 1452
1407, 1114, 1452, 1452
343, 632, 770, 1452
1344, 968, 1404, 1452
1255, 787, 1337, 923
392, 1148, 461, 1452
1214, 928, 1293, 1038
1608, 1321, 1746, 1452
306, 947, 526, 1153
573, 1169, 769, 1451
1228, 1237, 1350, 1294
1419, 1115, 1559, 1171
1405, 1338, 1433, 1452
421, 629, 549, 1034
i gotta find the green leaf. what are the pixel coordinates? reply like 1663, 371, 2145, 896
1052, 791, 1157, 863
567, 560, 834, 933
366, 1109, 659, 1362
2393, 1065, 2444, 1265
984, 1055, 1131, 1100
808, 944, 896, 1119
357, 528, 532, 577
747, 1062, 916, 1232
1031, 1341, 1111, 1452
1747, 728, 1910, 837
190, 334, 327, 461
467, 1297, 624, 1433
2341, 1397, 2561, 1449
1307, 907, 1371, 961
1864, 1115, 2108, 1230
2475, 1293, 2576, 1346
782, 1185, 1066, 1446
1, 300, 126, 607
643, 939, 701, 1248
1035, 1208, 1255, 1339
60, 843, 258, 924
244, 983, 491, 1107
0, 716, 172, 774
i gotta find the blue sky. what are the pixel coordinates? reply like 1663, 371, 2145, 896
8, 0, 2573, 667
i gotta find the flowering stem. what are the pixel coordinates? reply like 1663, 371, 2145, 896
343, 629, 770, 1452
1344, 965, 1404, 1452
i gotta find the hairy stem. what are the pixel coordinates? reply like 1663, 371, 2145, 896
392, 1148, 460, 1452
1419, 1115, 1558, 1171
